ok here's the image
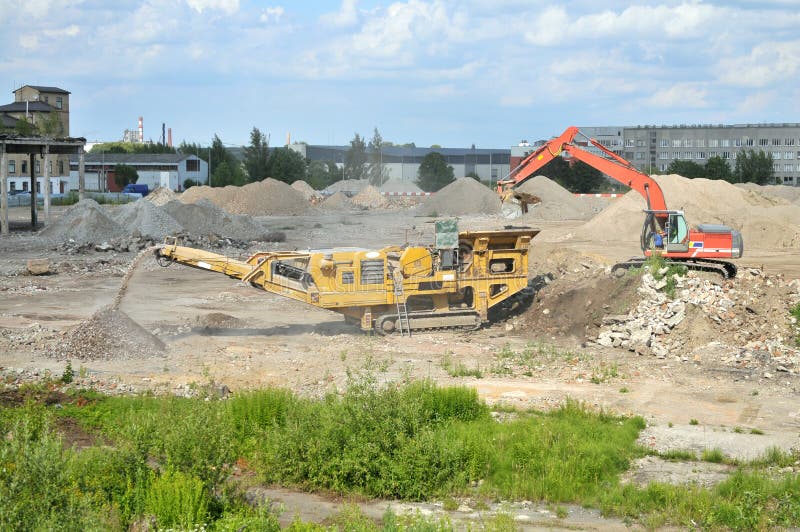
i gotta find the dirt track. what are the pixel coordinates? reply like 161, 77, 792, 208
1, 204, 799, 528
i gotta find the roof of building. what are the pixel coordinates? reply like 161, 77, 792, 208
15, 85, 70, 95
68, 152, 197, 164
0, 113, 18, 128
0, 101, 56, 113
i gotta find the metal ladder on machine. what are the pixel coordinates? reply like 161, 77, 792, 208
392, 272, 411, 336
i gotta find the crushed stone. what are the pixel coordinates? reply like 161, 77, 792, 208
110, 200, 183, 240
320, 191, 352, 210
144, 187, 178, 206
516, 175, 593, 220
38, 199, 127, 244
351, 185, 388, 209
418, 178, 501, 216
180, 178, 312, 215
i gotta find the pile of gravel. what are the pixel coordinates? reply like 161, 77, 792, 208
291, 180, 319, 199
180, 178, 312, 215
418, 178, 501, 216
320, 191, 352, 210
110, 199, 184, 240
144, 187, 178, 206
39, 199, 127, 244
162, 199, 268, 241
351, 185, 388, 209
517, 175, 593, 221
51, 307, 165, 361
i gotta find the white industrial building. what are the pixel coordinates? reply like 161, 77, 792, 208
68, 153, 208, 192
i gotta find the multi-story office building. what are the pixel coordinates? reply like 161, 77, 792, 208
621, 124, 800, 186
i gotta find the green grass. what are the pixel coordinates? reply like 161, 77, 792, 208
441, 353, 483, 378
3, 378, 800, 530
791, 302, 800, 346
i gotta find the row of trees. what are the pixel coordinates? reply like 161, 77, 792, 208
661, 151, 774, 185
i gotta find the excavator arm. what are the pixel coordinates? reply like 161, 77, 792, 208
500, 126, 668, 213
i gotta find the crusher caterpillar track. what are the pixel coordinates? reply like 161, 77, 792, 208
155, 226, 539, 335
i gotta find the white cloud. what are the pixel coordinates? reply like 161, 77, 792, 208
43, 25, 81, 38
645, 83, 708, 108
185, 0, 239, 15
735, 91, 775, 114
19, 35, 39, 49
717, 41, 800, 88
260, 6, 284, 23
323, 0, 359, 28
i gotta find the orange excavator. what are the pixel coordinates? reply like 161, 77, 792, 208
497, 126, 743, 277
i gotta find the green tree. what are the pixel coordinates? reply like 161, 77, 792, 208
734, 150, 774, 185
532, 157, 570, 186
113, 164, 138, 189
39, 112, 63, 137
90, 142, 175, 154
243, 127, 269, 182
416, 152, 455, 192
705, 155, 733, 182
211, 161, 245, 187
308, 160, 339, 190
566, 161, 605, 192
267, 147, 307, 183
345, 133, 367, 180
14, 116, 35, 136
666, 160, 705, 178
209, 135, 229, 177
177, 141, 208, 162
367, 127, 386, 186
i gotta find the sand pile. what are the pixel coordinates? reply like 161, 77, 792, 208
320, 191, 352, 210
111, 200, 183, 240
380, 178, 423, 194
145, 187, 177, 206
577, 174, 800, 249
517, 176, 592, 220
162, 199, 267, 240
418, 178, 501, 216
180, 178, 311, 215
351, 185, 388, 209
736, 183, 800, 205
52, 307, 165, 361
39, 199, 127, 244
291, 180, 319, 200
324, 179, 368, 195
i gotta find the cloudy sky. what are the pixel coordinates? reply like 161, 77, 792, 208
1, 0, 798, 148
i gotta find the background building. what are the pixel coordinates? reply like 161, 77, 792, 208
0, 85, 72, 193
290, 143, 511, 184
68, 153, 208, 192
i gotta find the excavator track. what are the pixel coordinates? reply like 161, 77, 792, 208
611, 257, 737, 279
374, 311, 481, 335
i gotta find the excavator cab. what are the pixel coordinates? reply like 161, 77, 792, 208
641, 210, 689, 253
665, 212, 689, 252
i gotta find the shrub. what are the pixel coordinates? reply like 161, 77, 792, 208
145, 469, 209, 530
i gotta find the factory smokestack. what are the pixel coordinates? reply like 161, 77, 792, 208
162, 123, 166, 146
167, 128, 172, 148
138, 116, 143, 143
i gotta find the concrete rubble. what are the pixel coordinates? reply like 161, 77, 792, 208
594, 268, 800, 376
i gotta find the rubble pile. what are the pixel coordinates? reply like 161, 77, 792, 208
595, 269, 800, 376
351, 185, 388, 209
144, 186, 178, 206
418, 178, 501, 216
180, 178, 312, 215
320, 191, 352, 210
39, 199, 127, 244
517, 176, 594, 220
291, 180, 320, 200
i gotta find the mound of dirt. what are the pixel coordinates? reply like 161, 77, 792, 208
39, 199, 127, 244
52, 307, 165, 361
418, 178, 501, 216
291, 180, 319, 200
320, 191, 352, 210
162, 199, 267, 240
324, 179, 368, 195
517, 176, 592, 220
736, 182, 800, 205
380, 178, 423, 194
576, 175, 800, 250
110, 200, 183, 240
517, 270, 641, 340
180, 178, 311, 215
351, 185, 388, 209
145, 187, 177, 206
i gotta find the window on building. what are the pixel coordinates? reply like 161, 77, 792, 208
43, 96, 48, 103
773, 163, 781, 171
734, 139, 742, 147
784, 164, 793, 172
658, 152, 668, 160
55, 97, 62, 109
773, 138, 781, 146
625, 139, 634, 147
709, 139, 718, 148
36, 182, 40, 193
787, 138, 796, 146
58, 160, 64, 174
684, 139, 693, 147
35, 160, 40, 174
660, 139, 669, 147
186, 159, 200, 172
672, 139, 681, 147
785, 152, 794, 160
48, 161, 52, 174
659, 163, 668, 172
744, 138, 754, 146
708, 151, 717, 158
721, 139, 730, 147
722, 151, 731, 159
634, 152, 644, 160
759, 138, 769, 146
8, 160, 15, 174
22, 181, 28, 191
9, 182, 15, 191
21, 160, 27, 173
636, 140, 645, 147
697, 152, 706, 159
696, 139, 705, 148
772, 151, 781, 160
785, 176, 795, 184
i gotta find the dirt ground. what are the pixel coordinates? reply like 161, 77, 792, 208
1, 204, 799, 529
